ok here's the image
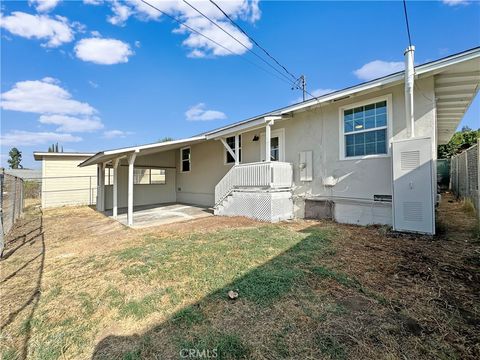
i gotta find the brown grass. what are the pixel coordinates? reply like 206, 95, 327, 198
1, 193, 479, 360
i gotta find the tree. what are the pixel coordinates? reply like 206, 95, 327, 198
158, 137, 174, 143
437, 127, 479, 159
48, 143, 63, 153
7, 147, 23, 169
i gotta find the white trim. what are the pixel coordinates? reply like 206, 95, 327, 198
180, 146, 191, 173
224, 134, 242, 165
338, 94, 393, 161
260, 128, 285, 162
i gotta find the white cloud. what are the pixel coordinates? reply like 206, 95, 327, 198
90, 30, 101, 37
29, 0, 61, 12
105, 0, 260, 57
83, 0, 103, 4
0, 11, 74, 47
0, 130, 82, 146
185, 103, 227, 121
442, 0, 470, 5
134, 40, 141, 48
1, 78, 96, 115
103, 130, 133, 139
74, 37, 133, 65
88, 80, 99, 88
353, 60, 404, 81
39, 114, 104, 132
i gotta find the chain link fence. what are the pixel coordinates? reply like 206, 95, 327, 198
1, 172, 25, 256
450, 143, 479, 218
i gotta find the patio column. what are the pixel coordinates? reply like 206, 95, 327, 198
234, 134, 240, 165
96, 163, 106, 211
127, 152, 137, 226
265, 120, 272, 162
112, 158, 120, 219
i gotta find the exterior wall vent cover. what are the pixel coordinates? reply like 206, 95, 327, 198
401, 150, 420, 170
402, 201, 423, 222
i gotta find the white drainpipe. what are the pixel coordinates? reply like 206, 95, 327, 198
404, 45, 415, 138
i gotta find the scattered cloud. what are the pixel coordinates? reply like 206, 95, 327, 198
442, 0, 470, 6
293, 88, 336, 103
185, 103, 227, 121
1, 77, 96, 115
74, 37, 133, 65
103, 129, 133, 139
0, 130, 82, 146
83, 0, 103, 5
88, 80, 99, 88
353, 60, 404, 81
0, 11, 74, 47
39, 114, 104, 132
134, 40, 141, 48
29, 0, 61, 12
104, 0, 261, 58
90, 30, 101, 37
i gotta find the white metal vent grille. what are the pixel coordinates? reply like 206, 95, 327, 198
402, 201, 423, 222
401, 150, 420, 170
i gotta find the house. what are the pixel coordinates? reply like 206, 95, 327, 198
79, 47, 480, 234
33, 152, 96, 208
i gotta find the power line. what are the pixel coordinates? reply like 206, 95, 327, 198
140, 0, 295, 87
182, 0, 295, 84
209, 0, 298, 82
402, 0, 413, 47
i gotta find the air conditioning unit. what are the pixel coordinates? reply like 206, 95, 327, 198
392, 137, 435, 235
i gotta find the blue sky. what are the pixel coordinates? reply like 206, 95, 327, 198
1, 0, 479, 169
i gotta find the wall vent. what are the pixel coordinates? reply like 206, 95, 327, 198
401, 150, 420, 170
402, 201, 423, 222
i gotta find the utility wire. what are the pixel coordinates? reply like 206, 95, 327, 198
402, 0, 413, 47
209, 0, 298, 82
182, 0, 295, 84
140, 0, 295, 87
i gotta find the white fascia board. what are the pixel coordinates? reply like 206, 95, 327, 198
33, 152, 95, 161
206, 117, 275, 139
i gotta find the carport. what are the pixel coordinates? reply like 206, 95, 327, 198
78, 137, 206, 226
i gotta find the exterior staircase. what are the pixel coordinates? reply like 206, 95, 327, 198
214, 161, 294, 222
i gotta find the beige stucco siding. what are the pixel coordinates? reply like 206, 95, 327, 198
41, 156, 97, 208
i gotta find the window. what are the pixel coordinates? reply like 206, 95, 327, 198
133, 168, 166, 184
104, 167, 113, 185
343, 99, 388, 158
181, 147, 191, 172
271, 137, 279, 161
225, 135, 242, 164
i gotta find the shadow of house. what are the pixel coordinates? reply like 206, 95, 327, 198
92, 225, 395, 360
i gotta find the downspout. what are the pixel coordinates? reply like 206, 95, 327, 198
404, 45, 415, 138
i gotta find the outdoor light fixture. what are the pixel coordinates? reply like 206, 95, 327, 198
252, 135, 259, 141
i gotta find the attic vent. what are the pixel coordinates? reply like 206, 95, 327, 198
403, 201, 423, 222
401, 150, 420, 170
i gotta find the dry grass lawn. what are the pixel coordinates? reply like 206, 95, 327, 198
1, 193, 479, 359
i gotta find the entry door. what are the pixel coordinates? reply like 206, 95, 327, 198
392, 137, 434, 234
260, 128, 285, 162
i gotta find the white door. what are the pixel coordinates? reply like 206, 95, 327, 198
392, 137, 435, 234
260, 128, 285, 162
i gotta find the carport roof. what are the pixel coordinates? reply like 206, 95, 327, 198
78, 136, 205, 167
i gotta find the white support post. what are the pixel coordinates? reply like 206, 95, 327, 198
113, 158, 120, 219
234, 134, 240, 165
96, 163, 106, 211
127, 152, 137, 226
265, 121, 272, 162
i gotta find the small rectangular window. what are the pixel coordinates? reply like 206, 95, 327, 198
225, 135, 242, 164
181, 147, 191, 172
151, 169, 166, 184
343, 99, 388, 158
133, 168, 166, 184
104, 167, 113, 185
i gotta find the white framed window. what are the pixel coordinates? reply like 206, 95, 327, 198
225, 135, 242, 164
339, 95, 392, 160
134, 168, 166, 184
180, 147, 191, 172
104, 167, 113, 185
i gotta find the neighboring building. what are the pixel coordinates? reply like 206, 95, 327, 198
2, 168, 42, 180
33, 152, 96, 208
79, 47, 479, 234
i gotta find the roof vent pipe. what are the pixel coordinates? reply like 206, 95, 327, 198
404, 45, 415, 138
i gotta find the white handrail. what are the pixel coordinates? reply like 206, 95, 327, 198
215, 161, 292, 205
